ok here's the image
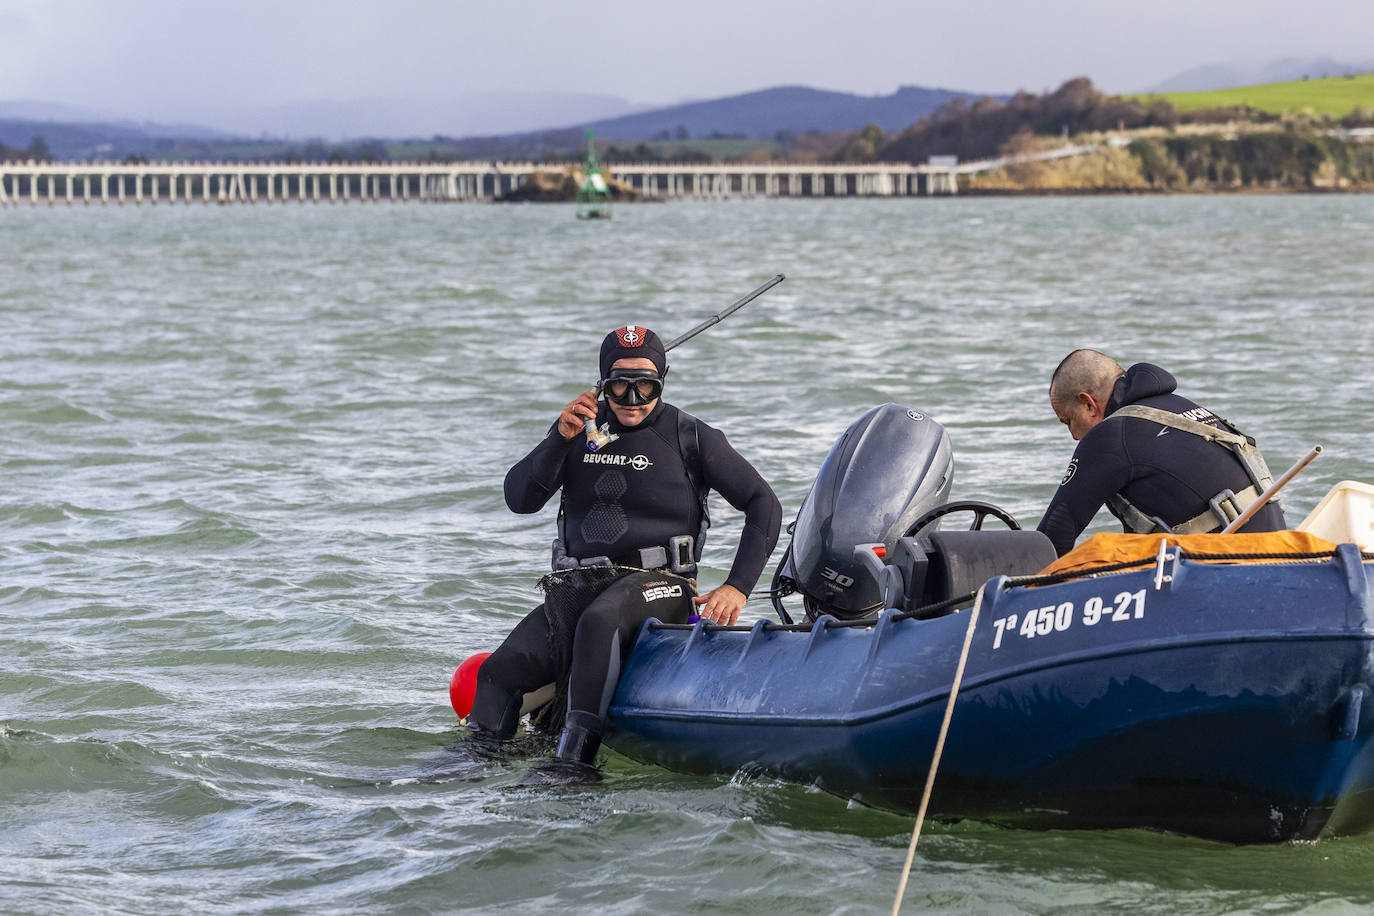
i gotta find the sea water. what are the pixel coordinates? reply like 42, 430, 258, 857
2, 195, 1373, 914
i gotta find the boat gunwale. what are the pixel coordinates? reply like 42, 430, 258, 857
612, 630, 1374, 728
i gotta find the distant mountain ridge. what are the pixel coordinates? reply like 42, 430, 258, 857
0, 116, 237, 160
566, 84, 1002, 140
0, 83, 1005, 159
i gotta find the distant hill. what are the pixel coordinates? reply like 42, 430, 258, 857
0, 91, 643, 145
0, 117, 238, 160
207, 91, 642, 140
568, 84, 1001, 140
1131, 72, 1374, 119
1150, 57, 1372, 92
0, 83, 1007, 161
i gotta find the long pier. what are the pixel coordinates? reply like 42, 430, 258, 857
0, 160, 963, 205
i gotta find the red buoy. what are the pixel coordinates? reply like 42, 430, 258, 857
449, 652, 492, 720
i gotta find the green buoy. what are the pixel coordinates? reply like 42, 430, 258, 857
576, 129, 611, 220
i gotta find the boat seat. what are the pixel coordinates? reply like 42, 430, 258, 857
907, 529, 1057, 618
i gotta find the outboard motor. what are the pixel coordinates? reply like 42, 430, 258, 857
773, 404, 953, 622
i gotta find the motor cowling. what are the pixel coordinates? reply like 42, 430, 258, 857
778, 404, 953, 620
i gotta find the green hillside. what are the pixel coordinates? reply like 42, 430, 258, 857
1133, 73, 1374, 117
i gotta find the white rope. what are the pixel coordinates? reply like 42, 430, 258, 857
891, 585, 986, 916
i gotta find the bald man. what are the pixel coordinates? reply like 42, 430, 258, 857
1036, 349, 1286, 556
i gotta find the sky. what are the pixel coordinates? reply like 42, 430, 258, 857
1, 0, 1371, 135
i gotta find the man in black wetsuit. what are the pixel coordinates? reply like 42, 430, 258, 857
1037, 348, 1286, 556
469, 325, 782, 766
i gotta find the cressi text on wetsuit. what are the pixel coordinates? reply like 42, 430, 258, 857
1037, 363, 1286, 556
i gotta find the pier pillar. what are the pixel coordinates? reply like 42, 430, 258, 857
330, 174, 337, 202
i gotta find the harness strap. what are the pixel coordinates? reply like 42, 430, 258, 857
1109, 484, 1262, 535
677, 409, 710, 561
1110, 404, 1252, 447
1106, 404, 1275, 535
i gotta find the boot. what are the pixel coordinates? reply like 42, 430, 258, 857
555, 710, 604, 765
467, 686, 521, 740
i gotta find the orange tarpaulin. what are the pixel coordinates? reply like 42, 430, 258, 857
1038, 530, 1341, 578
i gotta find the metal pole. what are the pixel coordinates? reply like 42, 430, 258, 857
664, 274, 786, 352
1222, 446, 1323, 533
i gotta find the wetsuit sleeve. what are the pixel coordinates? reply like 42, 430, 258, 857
1036, 423, 1134, 556
697, 425, 782, 594
504, 424, 576, 514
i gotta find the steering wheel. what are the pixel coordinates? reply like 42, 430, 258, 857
905, 500, 1021, 536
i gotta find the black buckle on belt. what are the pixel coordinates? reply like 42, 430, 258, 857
632, 536, 696, 574
668, 535, 695, 575
636, 546, 668, 569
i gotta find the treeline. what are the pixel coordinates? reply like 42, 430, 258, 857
876, 77, 1273, 163
0, 135, 53, 162
1131, 132, 1374, 189
600, 142, 713, 164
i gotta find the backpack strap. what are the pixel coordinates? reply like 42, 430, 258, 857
676, 408, 710, 560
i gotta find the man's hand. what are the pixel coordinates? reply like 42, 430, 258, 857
557, 391, 599, 439
692, 584, 746, 626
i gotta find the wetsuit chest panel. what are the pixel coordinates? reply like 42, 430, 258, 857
561, 411, 698, 560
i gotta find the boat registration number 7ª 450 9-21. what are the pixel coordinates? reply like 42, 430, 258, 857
991, 588, 1148, 649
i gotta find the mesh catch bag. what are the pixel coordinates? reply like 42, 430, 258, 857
529, 564, 637, 733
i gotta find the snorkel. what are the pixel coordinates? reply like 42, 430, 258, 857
582, 274, 785, 451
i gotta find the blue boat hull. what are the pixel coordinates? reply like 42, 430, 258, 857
606, 545, 1374, 842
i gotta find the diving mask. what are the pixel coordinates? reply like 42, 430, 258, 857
599, 369, 663, 406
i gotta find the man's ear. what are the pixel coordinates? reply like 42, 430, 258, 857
1079, 391, 1104, 419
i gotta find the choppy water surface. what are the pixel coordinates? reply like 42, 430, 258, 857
2, 196, 1373, 914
